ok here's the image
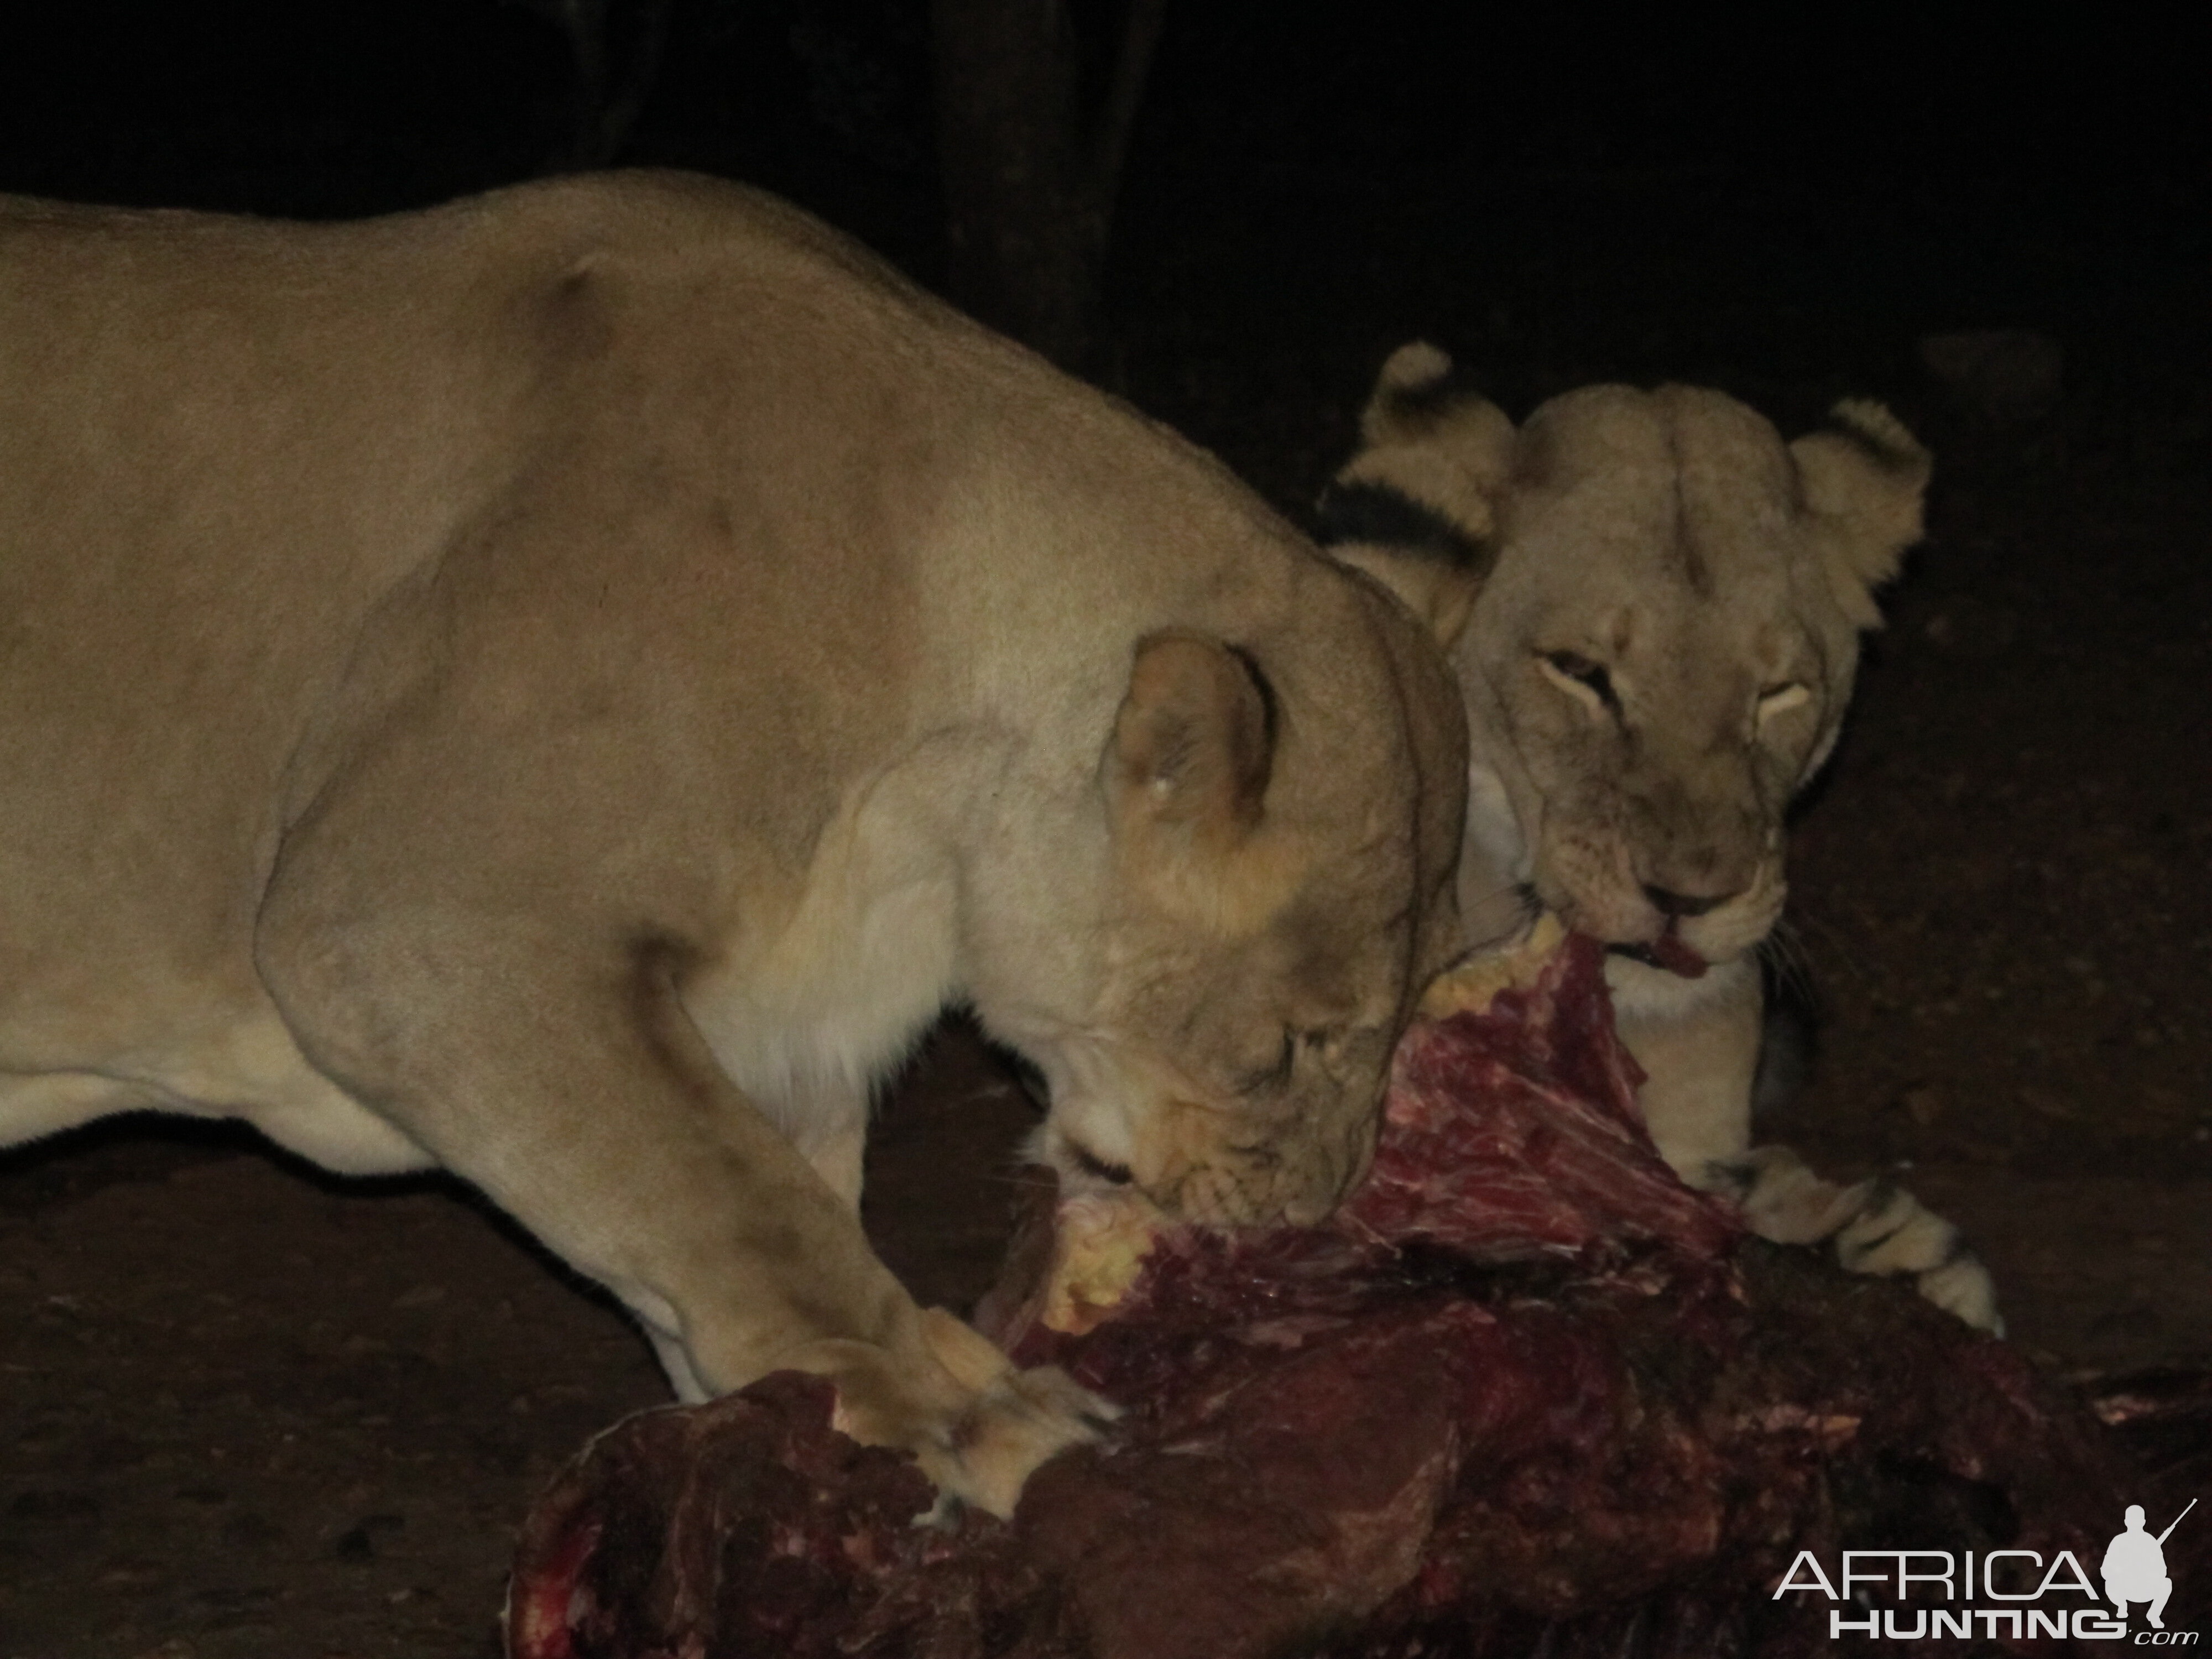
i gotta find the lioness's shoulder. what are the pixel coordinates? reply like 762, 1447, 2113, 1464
444, 170, 904, 274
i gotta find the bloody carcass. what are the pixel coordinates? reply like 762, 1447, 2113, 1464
507, 928, 2176, 1658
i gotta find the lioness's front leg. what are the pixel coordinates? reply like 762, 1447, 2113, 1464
1611, 957, 1763, 1194
1617, 958, 2001, 1333
255, 900, 1104, 1517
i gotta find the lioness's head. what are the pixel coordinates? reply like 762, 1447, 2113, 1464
1318, 343, 1927, 974
975, 568, 1467, 1230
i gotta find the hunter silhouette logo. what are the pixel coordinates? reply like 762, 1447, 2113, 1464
2106, 1500, 2194, 1631
1772, 1501, 2201, 1642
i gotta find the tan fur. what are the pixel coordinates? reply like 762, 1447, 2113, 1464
1326, 345, 1999, 1333
0, 175, 1470, 1515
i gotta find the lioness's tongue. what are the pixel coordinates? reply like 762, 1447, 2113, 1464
1644, 930, 1708, 979
1608, 930, 1708, 979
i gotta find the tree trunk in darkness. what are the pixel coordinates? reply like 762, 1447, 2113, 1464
931, 0, 1166, 369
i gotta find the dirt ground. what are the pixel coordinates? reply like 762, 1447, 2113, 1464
3, 15, 2208, 1659
1763, 413, 2212, 1377
0, 1026, 1034, 1659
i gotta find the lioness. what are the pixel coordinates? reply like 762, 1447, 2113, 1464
0, 175, 1469, 1517
1318, 343, 2000, 1332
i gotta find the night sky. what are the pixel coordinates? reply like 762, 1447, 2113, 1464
2, 6, 2199, 328
0, 3, 2203, 517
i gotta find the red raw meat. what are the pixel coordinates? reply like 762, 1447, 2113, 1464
1331, 929, 1731, 1262
507, 935, 2181, 1659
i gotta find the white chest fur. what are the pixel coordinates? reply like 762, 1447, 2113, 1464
677, 748, 985, 1161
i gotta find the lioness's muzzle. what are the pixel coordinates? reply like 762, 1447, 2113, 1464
1144, 1103, 1379, 1229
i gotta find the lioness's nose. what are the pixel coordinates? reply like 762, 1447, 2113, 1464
1279, 1110, 1379, 1226
1642, 883, 1730, 919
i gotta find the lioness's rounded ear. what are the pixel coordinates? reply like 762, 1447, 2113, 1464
1360, 341, 1460, 447
1791, 400, 1931, 628
1314, 342, 1516, 650
1107, 633, 1274, 842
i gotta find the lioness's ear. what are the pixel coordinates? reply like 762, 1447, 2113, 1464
1107, 633, 1274, 846
1791, 399, 1931, 628
1316, 341, 1515, 649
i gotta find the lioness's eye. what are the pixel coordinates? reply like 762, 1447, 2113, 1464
1064, 1140, 1134, 1186
1756, 681, 1811, 720
1237, 1029, 1297, 1094
1241, 1027, 1348, 1094
1538, 650, 1618, 713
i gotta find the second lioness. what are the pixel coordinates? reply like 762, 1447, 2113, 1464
1319, 343, 1999, 1332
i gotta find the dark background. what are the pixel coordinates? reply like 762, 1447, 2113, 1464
1, 6, 2207, 1656
2, 4, 2203, 413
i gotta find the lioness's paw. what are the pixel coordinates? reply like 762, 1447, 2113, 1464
915, 1357, 1118, 1524
1721, 1145, 1868, 1244
1914, 1251, 2005, 1337
784, 1309, 1117, 1520
1721, 1145, 2006, 1335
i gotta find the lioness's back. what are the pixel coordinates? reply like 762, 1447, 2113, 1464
0, 172, 1437, 1056
0, 177, 961, 1023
